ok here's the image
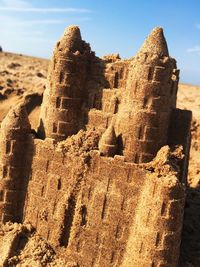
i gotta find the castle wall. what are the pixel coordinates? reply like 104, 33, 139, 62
24, 138, 147, 266
104, 60, 129, 89
121, 173, 185, 267
23, 137, 186, 266
63, 153, 146, 266
24, 138, 84, 245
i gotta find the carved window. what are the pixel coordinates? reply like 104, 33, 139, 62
52, 123, 58, 133
6, 140, 16, 154
0, 190, 3, 201
58, 121, 68, 134
161, 202, 166, 216
53, 59, 56, 70
6, 141, 11, 154
57, 178, 61, 190
59, 72, 64, 83
148, 67, 154, 81
2, 166, 8, 178
143, 97, 148, 108
155, 232, 160, 247
138, 126, 145, 140
134, 153, 140, 164
41, 186, 45, 197
153, 66, 166, 82
61, 97, 73, 109
114, 72, 119, 88
110, 96, 118, 114
56, 97, 61, 108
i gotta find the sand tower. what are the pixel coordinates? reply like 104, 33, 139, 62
0, 105, 31, 223
115, 27, 180, 163
38, 26, 92, 141
122, 174, 185, 267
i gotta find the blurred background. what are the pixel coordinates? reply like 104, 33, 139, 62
0, 0, 200, 84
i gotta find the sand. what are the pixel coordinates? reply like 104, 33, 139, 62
0, 51, 200, 266
0, 52, 48, 129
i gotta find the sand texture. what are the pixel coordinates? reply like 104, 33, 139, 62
0, 26, 199, 266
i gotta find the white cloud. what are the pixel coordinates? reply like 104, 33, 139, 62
0, 15, 91, 27
22, 18, 91, 25
0, 0, 91, 13
0, 7, 90, 13
30, 19, 67, 25
187, 45, 200, 54
21, 19, 66, 25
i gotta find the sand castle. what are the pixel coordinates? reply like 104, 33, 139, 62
0, 26, 192, 266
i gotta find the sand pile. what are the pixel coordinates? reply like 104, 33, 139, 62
0, 222, 68, 267
0, 52, 48, 129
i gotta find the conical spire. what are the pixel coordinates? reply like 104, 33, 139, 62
137, 27, 169, 56
1, 104, 31, 133
59, 25, 83, 53
99, 125, 117, 157
100, 125, 117, 146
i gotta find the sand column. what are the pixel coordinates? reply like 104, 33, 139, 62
38, 26, 91, 141
116, 28, 179, 163
121, 173, 185, 267
0, 105, 31, 223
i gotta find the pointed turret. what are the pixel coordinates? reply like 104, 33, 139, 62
0, 104, 31, 223
99, 125, 117, 157
38, 25, 94, 141
115, 27, 179, 163
137, 27, 169, 57
1, 104, 31, 136
59, 25, 83, 53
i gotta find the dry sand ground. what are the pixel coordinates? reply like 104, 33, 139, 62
0, 51, 200, 266
0, 52, 48, 129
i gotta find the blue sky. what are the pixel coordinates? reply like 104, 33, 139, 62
0, 0, 200, 85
